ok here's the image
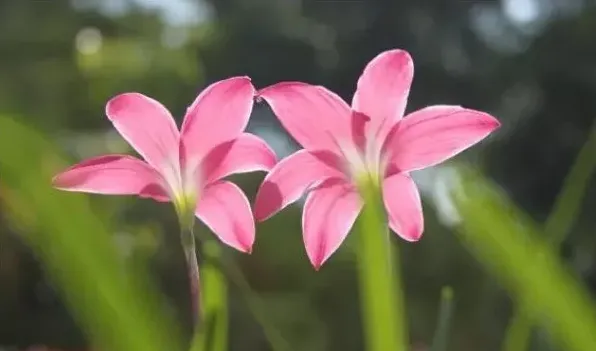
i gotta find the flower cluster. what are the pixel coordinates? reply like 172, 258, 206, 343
53, 49, 499, 269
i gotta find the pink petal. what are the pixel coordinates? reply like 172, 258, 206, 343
351, 111, 371, 152
257, 82, 353, 154
195, 180, 255, 252
351, 49, 414, 142
386, 105, 500, 173
52, 155, 168, 201
180, 77, 255, 171
201, 133, 277, 184
254, 149, 346, 222
382, 173, 423, 241
106, 93, 180, 172
302, 178, 362, 269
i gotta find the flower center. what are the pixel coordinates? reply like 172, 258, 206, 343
332, 131, 386, 188
161, 159, 198, 230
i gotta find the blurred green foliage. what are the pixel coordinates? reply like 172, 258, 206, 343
0, 116, 183, 351
2, 1, 596, 351
454, 164, 596, 351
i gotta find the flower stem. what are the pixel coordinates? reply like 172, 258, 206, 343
193, 239, 228, 351
181, 225, 201, 327
356, 180, 407, 351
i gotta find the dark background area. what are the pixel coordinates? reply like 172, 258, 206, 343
1, 0, 596, 350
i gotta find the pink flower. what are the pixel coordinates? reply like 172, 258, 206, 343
254, 49, 500, 269
53, 76, 276, 253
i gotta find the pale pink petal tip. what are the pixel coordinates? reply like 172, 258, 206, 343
485, 112, 502, 130
372, 49, 414, 71
105, 92, 138, 120
400, 226, 424, 242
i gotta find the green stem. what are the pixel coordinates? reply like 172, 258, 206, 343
193, 239, 228, 351
356, 180, 407, 351
430, 287, 455, 351
503, 121, 596, 351
181, 225, 201, 328
190, 233, 288, 351
197, 241, 292, 351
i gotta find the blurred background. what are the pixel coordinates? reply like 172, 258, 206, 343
1, 0, 596, 350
